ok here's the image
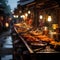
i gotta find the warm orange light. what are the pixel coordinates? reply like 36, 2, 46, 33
5, 23, 9, 27
25, 13, 28, 17
48, 16, 52, 22
13, 15, 18, 18
22, 15, 25, 18
44, 26, 48, 30
16, 15, 18, 18
52, 24, 58, 29
28, 11, 31, 14
39, 15, 43, 19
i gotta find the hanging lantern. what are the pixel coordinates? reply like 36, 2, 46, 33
25, 13, 28, 17
28, 10, 31, 14
39, 15, 43, 19
47, 16, 52, 22
5, 22, 9, 27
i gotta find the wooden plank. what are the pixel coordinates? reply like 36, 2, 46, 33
14, 27, 34, 53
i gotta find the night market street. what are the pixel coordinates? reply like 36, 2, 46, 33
0, 0, 60, 60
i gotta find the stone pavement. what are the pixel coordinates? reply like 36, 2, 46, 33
0, 29, 13, 60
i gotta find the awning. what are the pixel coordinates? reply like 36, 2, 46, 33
18, 0, 34, 5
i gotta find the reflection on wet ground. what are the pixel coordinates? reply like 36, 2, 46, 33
0, 30, 13, 60
1, 55, 12, 60
3, 36, 13, 48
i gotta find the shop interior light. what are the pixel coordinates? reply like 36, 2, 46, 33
20, 15, 25, 18
13, 15, 18, 18
25, 13, 28, 17
16, 15, 18, 18
22, 15, 25, 18
44, 26, 48, 30
20, 15, 23, 18
39, 15, 43, 19
28, 10, 31, 14
52, 24, 58, 29
13, 15, 16, 18
48, 16, 52, 22
5, 22, 9, 27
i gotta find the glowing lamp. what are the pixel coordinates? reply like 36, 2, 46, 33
39, 15, 43, 19
48, 16, 52, 22
52, 24, 58, 29
5, 23, 9, 27
28, 11, 31, 14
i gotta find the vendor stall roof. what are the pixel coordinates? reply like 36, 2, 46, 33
18, 0, 34, 5
21, 0, 60, 10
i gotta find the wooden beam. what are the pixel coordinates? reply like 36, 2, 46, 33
26, 2, 36, 7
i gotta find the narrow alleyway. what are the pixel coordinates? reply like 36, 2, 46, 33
0, 29, 13, 60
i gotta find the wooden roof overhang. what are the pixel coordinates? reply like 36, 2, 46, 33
24, 0, 60, 10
